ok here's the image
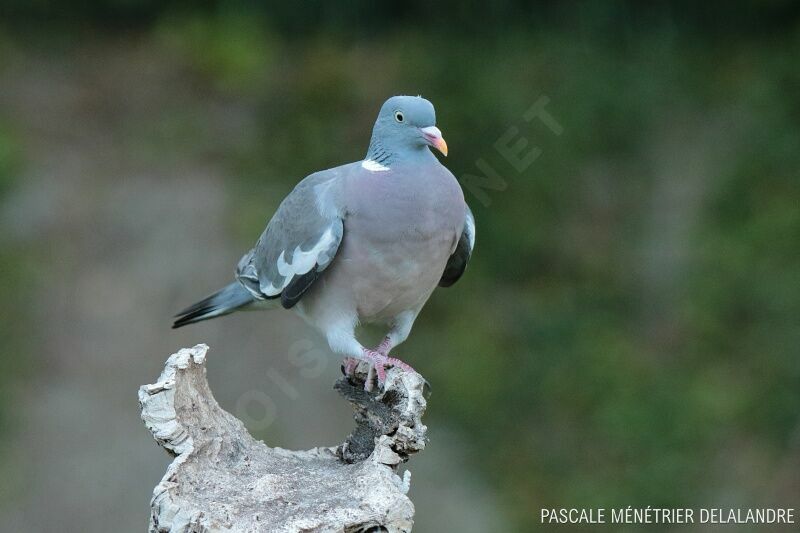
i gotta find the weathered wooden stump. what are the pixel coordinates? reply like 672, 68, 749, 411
139, 344, 428, 532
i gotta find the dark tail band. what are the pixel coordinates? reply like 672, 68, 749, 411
172, 282, 255, 328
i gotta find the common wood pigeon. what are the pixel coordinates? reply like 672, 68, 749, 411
174, 95, 475, 390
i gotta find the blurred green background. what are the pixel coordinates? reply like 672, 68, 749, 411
0, 1, 799, 531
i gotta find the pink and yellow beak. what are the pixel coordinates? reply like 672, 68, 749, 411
421, 126, 448, 156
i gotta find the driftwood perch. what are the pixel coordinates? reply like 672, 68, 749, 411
138, 344, 428, 532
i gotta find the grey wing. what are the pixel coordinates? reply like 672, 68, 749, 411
236, 172, 344, 309
439, 205, 475, 287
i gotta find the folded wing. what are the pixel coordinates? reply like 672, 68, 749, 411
237, 172, 345, 309
439, 205, 475, 288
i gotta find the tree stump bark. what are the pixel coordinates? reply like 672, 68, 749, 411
138, 344, 428, 533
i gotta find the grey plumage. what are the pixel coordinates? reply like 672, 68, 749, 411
173, 95, 475, 387
235, 171, 345, 308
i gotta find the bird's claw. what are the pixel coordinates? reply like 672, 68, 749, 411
360, 349, 416, 391
342, 350, 417, 391
341, 357, 360, 377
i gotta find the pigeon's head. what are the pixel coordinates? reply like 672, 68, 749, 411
368, 95, 448, 159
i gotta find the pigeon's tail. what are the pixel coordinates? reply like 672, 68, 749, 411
172, 282, 255, 329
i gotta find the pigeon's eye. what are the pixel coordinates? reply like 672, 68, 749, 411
394, 111, 404, 123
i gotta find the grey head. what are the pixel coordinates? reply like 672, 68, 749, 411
365, 95, 448, 167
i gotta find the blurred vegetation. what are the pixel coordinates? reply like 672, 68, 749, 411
1, 2, 799, 531
0, 118, 35, 505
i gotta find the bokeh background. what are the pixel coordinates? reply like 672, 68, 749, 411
1, 1, 799, 531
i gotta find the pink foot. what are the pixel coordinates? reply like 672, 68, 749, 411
361, 348, 416, 391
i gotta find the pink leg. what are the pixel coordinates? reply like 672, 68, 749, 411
362, 348, 416, 390
376, 336, 393, 355
375, 337, 415, 372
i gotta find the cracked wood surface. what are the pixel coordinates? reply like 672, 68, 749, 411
139, 344, 428, 532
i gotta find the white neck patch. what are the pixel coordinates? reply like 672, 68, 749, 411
362, 159, 390, 172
